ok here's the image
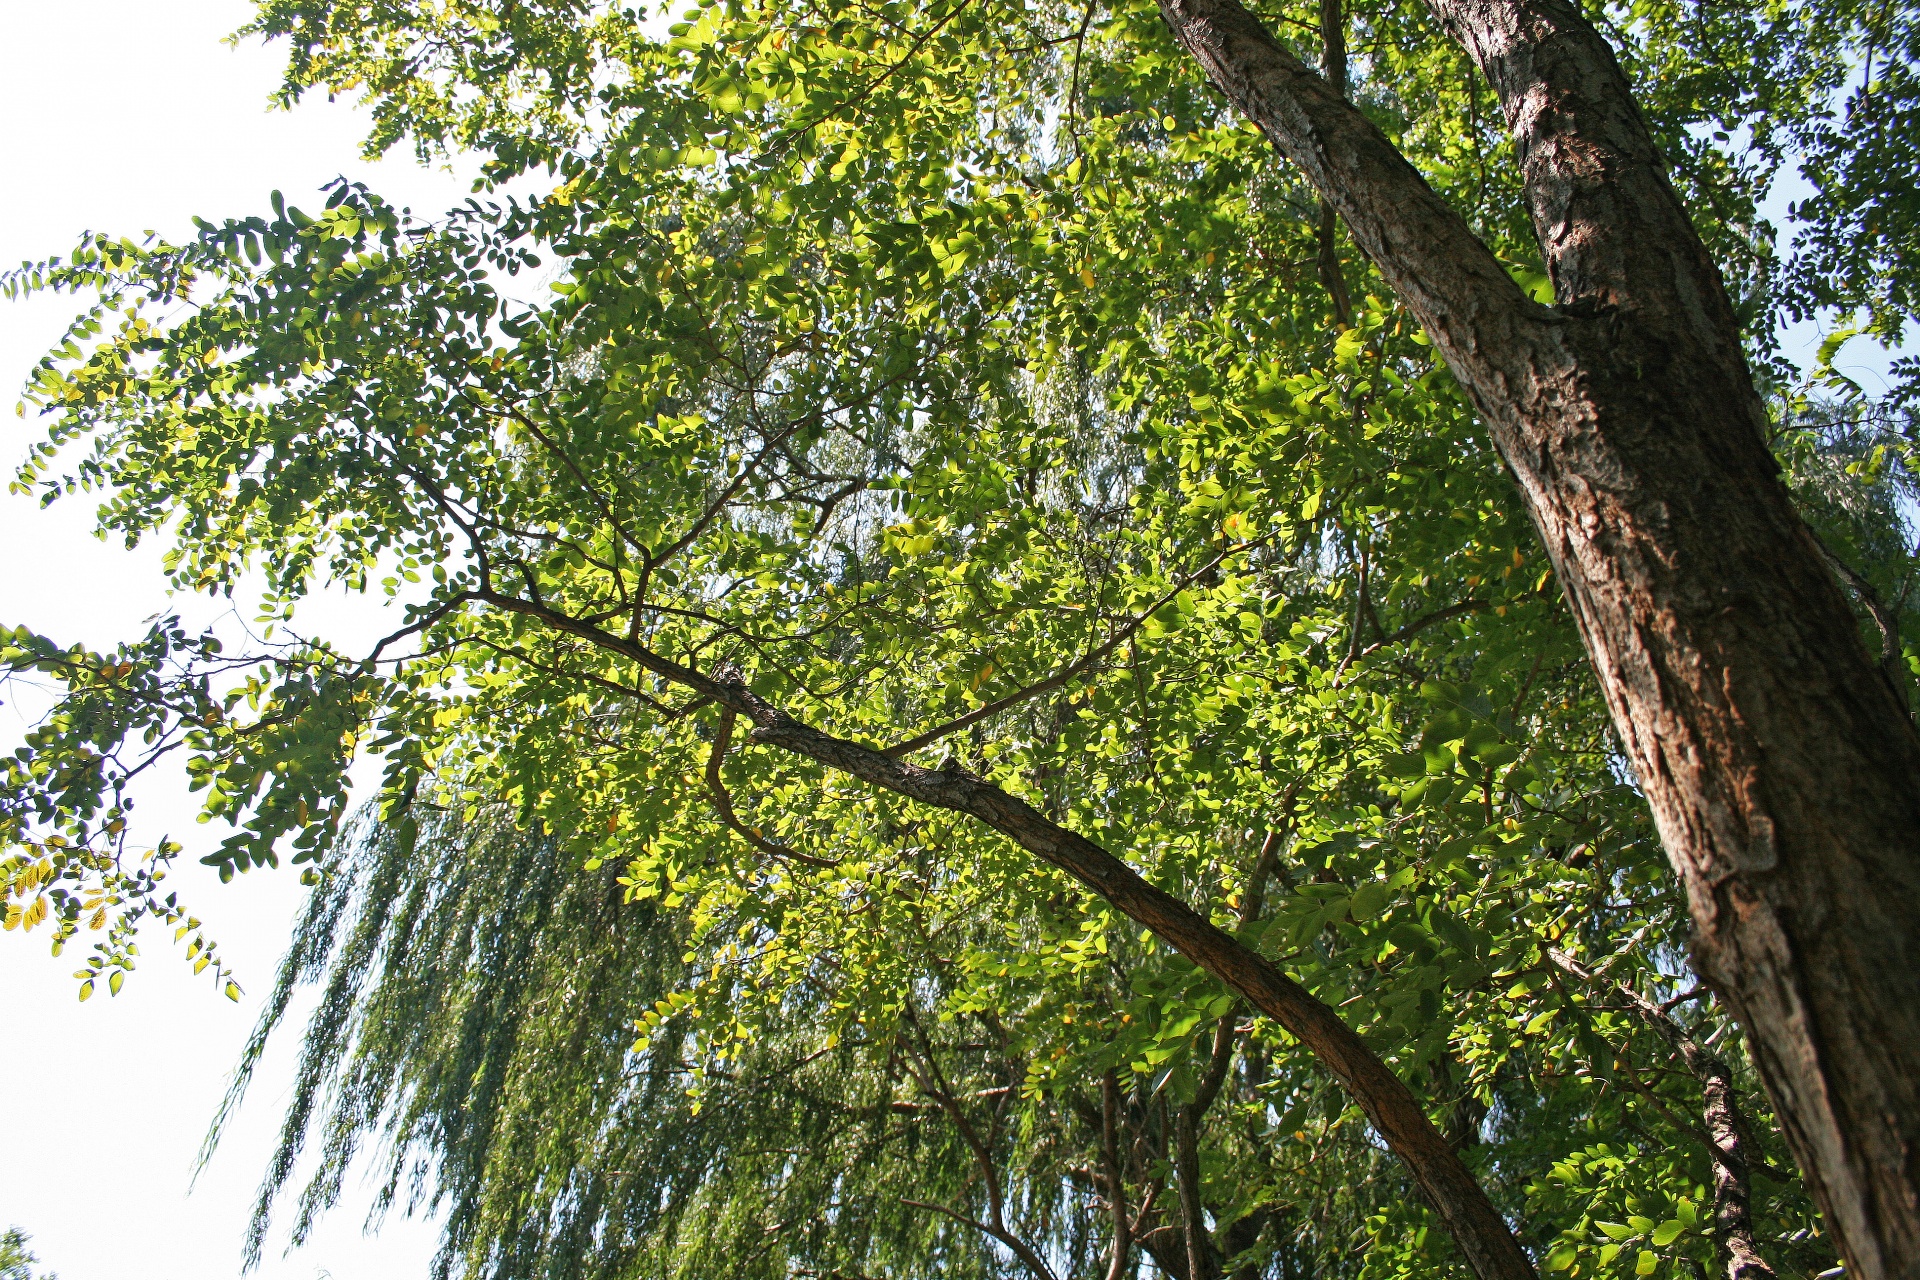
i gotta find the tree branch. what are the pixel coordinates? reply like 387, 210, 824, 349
1155, 0, 1543, 397
1102, 1070, 1133, 1280
704, 708, 839, 867
1813, 534, 1910, 712
1548, 949, 1778, 1280
879, 541, 1257, 759
467, 584, 1533, 1280
1359, 600, 1490, 659
1176, 1101, 1216, 1280
900, 1200, 1061, 1280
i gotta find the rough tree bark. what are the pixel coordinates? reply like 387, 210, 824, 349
1314, 0, 1354, 327
1150, 1, 1920, 1275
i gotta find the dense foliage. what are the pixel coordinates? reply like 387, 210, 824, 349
3, 0, 1914, 1277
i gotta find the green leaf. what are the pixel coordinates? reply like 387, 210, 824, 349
1474, 742, 1520, 768
1348, 880, 1392, 922
1380, 751, 1426, 779
1814, 325, 1860, 370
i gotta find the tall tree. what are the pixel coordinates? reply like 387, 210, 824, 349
1, 0, 1913, 1275
1149, 3, 1920, 1272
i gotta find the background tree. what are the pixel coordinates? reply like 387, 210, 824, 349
0, 1228, 56, 1280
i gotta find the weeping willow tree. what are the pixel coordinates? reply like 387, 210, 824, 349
223, 808, 1027, 1280
2, 0, 1917, 1275
224, 755, 1830, 1280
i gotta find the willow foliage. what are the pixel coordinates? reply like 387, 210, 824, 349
225, 808, 1020, 1280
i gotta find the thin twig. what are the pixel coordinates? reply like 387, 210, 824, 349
1357, 600, 1489, 659
880, 540, 1258, 758
1813, 533, 1910, 712
1066, 0, 1100, 160
705, 707, 839, 867
900, 1200, 1062, 1280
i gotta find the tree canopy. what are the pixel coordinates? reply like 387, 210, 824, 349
2, 0, 1915, 1278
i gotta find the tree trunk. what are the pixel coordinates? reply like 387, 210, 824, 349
1177, 1102, 1217, 1280
1102, 1070, 1134, 1280
1151, 0, 1920, 1274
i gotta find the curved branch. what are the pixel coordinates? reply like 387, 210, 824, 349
900, 1199, 1061, 1280
880, 540, 1259, 758
463, 585, 1534, 1280
704, 707, 839, 868
363, 592, 482, 667
1359, 600, 1489, 660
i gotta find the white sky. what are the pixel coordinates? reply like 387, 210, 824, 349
0, 4, 478, 1278
0, 5, 1907, 1280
